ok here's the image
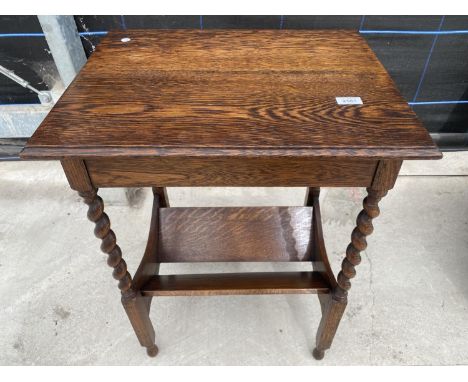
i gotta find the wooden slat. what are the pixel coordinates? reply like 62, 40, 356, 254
86, 157, 378, 187
158, 207, 314, 262
141, 271, 330, 296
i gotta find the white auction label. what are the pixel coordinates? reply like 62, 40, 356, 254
336, 97, 363, 105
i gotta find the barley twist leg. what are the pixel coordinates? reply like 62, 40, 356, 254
79, 188, 158, 357
335, 187, 387, 300
313, 187, 388, 360
79, 189, 133, 292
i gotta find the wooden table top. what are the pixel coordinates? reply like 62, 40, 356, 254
21, 30, 441, 160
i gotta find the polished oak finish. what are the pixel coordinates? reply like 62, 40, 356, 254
79, 188, 133, 293
86, 157, 378, 187
158, 207, 314, 263
21, 30, 441, 361
22, 30, 440, 161
141, 272, 330, 297
335, 188, 387, 300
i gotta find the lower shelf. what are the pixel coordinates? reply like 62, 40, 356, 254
158, 206, 314, 262
140, 271, 330, 296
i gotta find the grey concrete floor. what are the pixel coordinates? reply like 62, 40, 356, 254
0, 157, 467, 365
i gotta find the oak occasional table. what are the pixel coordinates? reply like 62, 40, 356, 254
21, 30, 441, 360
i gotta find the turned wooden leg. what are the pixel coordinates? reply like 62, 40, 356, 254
121, 290, 158, 357
313, 187, 388, 360
313, 294, 347, 360
79, 188, 158, 357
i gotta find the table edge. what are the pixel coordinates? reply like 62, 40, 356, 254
20, 145, 443, 160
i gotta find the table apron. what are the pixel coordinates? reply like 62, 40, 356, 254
84, 157, 379, 187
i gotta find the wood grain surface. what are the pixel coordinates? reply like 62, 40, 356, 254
21, 30, 441, 160
141, 271, 330, 296
85, 157, 378, 187
60, 159, 94, 192
158, 207, 314, 262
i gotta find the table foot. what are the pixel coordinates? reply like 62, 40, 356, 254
312, 348, 325, 360
146, 344, 159, 357
122, 291, 157, 358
